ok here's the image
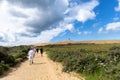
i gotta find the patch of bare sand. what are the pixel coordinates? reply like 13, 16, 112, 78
0, 53, 84, 80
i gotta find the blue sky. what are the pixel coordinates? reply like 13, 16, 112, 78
51, 0, 120, 42
0, 0, 120, 46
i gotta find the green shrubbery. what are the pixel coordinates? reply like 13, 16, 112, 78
0, 46, 29, 75
104, 46, 120, 80
46, 44, 120, 80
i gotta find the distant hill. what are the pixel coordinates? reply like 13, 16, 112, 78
33, 40, 120, 46
79, 40, 120, 44
33, 42, 50, 46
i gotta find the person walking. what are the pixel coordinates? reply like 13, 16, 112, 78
40, 48, 43, 57
28, 47, 35, 65
36, 48, 39, 53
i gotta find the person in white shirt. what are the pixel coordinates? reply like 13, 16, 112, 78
28, 47, 35, 65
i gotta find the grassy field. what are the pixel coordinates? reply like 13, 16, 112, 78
41, 43, 120, 80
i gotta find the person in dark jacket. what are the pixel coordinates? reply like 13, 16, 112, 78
36, 48, 39, 53
40, 48, 43, 57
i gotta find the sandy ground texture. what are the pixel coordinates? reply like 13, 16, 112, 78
0, 52, 84, 80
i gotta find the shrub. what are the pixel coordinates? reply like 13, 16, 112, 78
0, 65, 4, 75
15, 58, 23, 63
5, 55, 16, 66
0, 51, 8, 62
1, 64, 9, 71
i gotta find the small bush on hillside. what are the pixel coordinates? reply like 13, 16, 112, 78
15, 58, 23, 63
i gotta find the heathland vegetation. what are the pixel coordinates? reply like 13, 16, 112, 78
44, 43, 120, 80
0, 41, 120, 80
0, 46, 29, 75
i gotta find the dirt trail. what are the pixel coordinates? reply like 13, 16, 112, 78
0, 53, 84, 80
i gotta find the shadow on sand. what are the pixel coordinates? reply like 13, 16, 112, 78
33, 62, 46, 65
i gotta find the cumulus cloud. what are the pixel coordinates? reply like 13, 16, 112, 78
105, 22, 120, 31
0, 0, 99, 46
115, 0, 120, 11
8, 0, 69, 33
65, 0, 99, 23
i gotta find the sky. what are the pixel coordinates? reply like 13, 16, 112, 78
0, 0, 120, 46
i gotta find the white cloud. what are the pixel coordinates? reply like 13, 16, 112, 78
66, 24, 74, 32
98, 27, 103, 33
0, 26, 67, 46
0, 0, 99, 46
76, 9, 95, 22
106, 22, 120, 31
65, 0, 99, 22
0, 0, 38, 42
83, 31, 92, 35
113, 17, 119, 21
98, 22, 120, 34
115, 0, 120, 11
0, 0, 68, 46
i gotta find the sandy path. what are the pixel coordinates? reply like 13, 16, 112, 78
0, 53, 84, 80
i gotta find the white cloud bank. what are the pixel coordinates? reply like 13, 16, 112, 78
0, 0, 99, 46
